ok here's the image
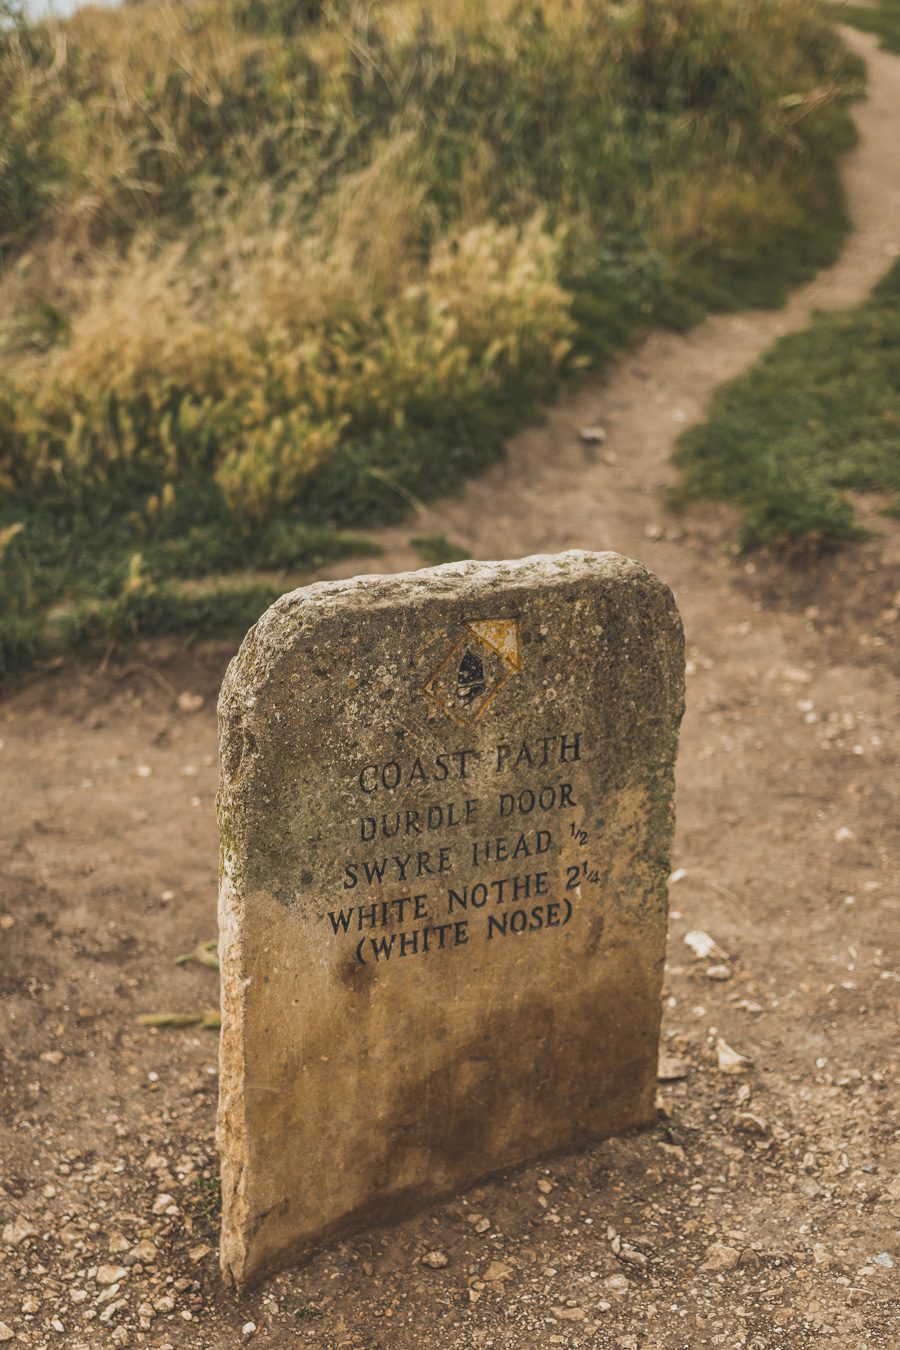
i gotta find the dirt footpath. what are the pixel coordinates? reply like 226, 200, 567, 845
1, 26, 899, 1350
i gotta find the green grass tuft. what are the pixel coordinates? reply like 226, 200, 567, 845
410, 535, 473, 565
674, 259, 900, 548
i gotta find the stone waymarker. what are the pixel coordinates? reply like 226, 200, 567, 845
217, 551, 684, 1284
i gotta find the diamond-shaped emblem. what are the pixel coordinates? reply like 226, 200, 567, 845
422, 619, 521, 725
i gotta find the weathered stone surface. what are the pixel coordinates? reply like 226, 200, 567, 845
217, 551, 684, 1285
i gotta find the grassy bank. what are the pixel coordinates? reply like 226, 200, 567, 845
674, 260, 900, 547
0, 0, 862, 676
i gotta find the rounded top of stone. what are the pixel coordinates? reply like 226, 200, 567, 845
273, 550, 647, 614
219, 550, 679, 711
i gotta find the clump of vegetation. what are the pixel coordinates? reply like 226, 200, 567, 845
192, 1174, 223, 1224
674, 260, 900, 547
411, 535, 472, 565
0, 0, 862, 675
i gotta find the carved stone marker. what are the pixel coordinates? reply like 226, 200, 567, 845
217, 551, 683, 1284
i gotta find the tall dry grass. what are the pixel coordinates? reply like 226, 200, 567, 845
0, 0, 862, 673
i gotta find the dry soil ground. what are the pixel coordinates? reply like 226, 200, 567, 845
1, 25, 899, 1350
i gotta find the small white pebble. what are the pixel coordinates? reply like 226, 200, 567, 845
137, 765, 152, 778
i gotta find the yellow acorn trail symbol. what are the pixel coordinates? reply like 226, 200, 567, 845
422, 619, 522, 725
